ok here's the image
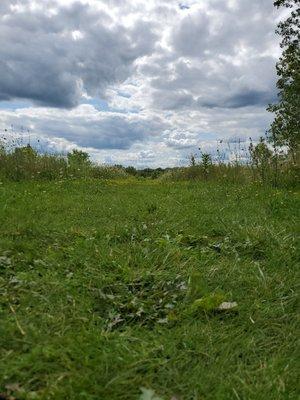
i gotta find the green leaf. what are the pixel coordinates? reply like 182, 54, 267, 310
139, 387, 164, 400
191, 292, 226, 312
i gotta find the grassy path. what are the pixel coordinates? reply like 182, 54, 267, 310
0, 180, 299, 399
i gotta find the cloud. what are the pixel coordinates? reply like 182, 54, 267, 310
0, 104, 169, 150
0, 0, 158, 107
0, 0, 285, 166
220, 89, 277, 109
0, 101, 273, 168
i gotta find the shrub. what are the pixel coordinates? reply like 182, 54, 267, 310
0, 144, 130, 181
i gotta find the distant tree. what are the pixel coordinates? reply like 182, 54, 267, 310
14, 144, 37, 160
67, 149, 91, 167
125, 166, 137, 176
189, 153, 197, 167
201, 153, 212, 180
267, 0, 300, 161
0, 143, 6, 156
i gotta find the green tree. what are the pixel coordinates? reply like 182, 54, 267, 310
67, 149, 91, 167
249, 138, 273, 183
201, 153, 212, 180
14, 145, 38, 160
125, 166, 137, 176
267, 0, 300, 161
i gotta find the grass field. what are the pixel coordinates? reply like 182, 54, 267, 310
0, 179, 299, 400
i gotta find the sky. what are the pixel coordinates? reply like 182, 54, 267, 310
0, 0, 284, 167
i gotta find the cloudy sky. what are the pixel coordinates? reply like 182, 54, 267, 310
0, 0, 283, 167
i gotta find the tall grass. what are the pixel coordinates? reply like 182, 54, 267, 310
159, 142, 299, 188
158, 161, 299, 187
0, 137, 298, 187
0, 144, 129, 181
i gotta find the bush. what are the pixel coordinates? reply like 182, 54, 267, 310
90, 165, 129, 180
0, 145, 130, 182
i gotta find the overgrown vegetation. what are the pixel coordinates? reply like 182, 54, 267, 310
158, 145, 298, 188
267, 0, 300, 161
0, 146, 129, 181
0, 140, 298, 187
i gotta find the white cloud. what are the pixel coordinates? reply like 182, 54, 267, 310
0, 0, 284, 167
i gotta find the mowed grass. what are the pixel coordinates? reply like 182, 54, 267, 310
0, 179, 299, 400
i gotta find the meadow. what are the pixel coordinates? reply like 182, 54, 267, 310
0, 178, 299, 399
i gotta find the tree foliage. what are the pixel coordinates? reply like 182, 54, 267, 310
67, 149, 91, 167
268, 0, 300, 160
